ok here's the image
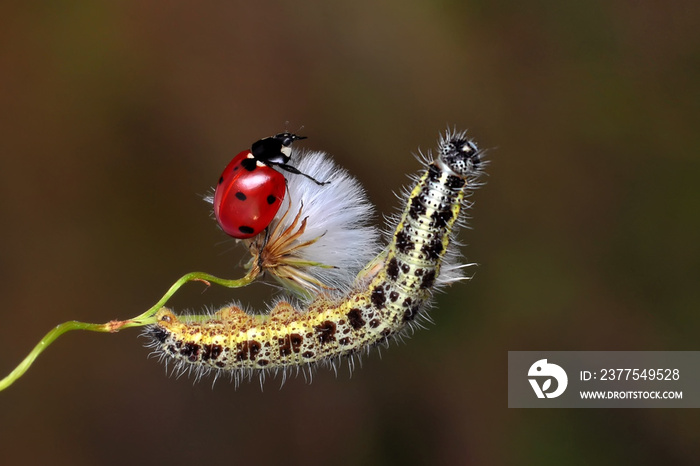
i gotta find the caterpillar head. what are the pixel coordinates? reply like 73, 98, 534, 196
438, 134, 481, 178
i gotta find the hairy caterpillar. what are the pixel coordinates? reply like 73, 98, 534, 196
145, 130, 484, 385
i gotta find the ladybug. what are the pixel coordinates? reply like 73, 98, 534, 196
213, 132, 328, 239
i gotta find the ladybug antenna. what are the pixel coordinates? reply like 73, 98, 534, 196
277, 163, 330, 186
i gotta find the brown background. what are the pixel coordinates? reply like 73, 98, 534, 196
1, 1, 699, 465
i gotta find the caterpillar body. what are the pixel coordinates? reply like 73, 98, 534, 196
146, 130, 484, 385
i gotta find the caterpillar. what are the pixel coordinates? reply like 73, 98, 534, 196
145, 129, 484, 385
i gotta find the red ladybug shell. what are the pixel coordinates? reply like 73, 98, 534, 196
213, 150, 285, 239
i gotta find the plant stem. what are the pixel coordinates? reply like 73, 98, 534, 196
0, 267, 259, 392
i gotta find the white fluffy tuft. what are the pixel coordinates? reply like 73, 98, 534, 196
271, 149, 382, 292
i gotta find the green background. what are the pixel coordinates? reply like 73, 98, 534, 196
1, 1, 698, 465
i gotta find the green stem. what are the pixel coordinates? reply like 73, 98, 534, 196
0, 268, 259, 392
0, 321, 117, 392
128, 269, 259, 322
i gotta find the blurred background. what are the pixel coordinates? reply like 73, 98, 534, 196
1, 1, 698, 465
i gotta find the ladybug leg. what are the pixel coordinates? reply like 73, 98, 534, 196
277, 164, 330, 186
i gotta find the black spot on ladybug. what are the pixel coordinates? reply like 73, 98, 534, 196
218, 176, 224, 185
266, 194, 276, 205
314, 320, 337, 344
347, 308, 365, 330
371, 286, 386, 309
239, 226, 255, 235
235, 191, 247, 201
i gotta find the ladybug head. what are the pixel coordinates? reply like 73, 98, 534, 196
252, 132, 307, 166
250, 132, 328, 186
